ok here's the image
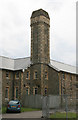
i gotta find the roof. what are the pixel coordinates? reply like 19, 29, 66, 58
0, 56, 31, 71
0, 56, 77, 74
50, 60, 76, 74
31, 9, 50, 19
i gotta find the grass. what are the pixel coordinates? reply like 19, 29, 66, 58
2, 106, 41, 114
50, 112, 77, 118
2, 106, 7, 114
21, 107, 41, 112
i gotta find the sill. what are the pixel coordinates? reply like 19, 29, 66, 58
15, 78, 19, 80
5, 98, 9, 101
26, 78, 30, 80
6, 77, 9, 79
34, 78, 38, 80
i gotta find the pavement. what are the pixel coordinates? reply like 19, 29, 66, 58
2, 111, 42, 118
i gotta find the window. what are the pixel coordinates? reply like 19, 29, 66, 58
62, 73, 65, 80
26, 71, 30, 79
76, 75, 78, 81
15, 87, 18, 98
26, 87, 30, 95
6, 71, 9, 78
45, 71, 48, 79
45, 88, 47, 95
26, 88, 28, 95
16, 72, 19, 79
63, 87, 66, 94
70, 75, 72, 81
5, 87, 9, 99
34, 71, 37, 79
35, 88, 37, 94
76, 91, 78, 99
76, 84, 78, 88
70, 76, 72, 90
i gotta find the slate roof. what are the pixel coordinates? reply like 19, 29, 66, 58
0, 56, 77, 74
31, 9, 50, 19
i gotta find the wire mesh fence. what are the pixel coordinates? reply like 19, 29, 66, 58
42, 95, 77, 119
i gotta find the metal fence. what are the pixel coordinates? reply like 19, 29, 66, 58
42, 95, 77, 119
23, 94, 77, 119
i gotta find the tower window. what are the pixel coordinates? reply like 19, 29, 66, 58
6, 71, 9, 78
45, 88, 47, 95
45, 71, 48, 79
34, 71, 37, 79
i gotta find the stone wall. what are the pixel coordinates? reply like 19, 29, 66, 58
2, 69, 22, 105
2, 69, 14, 105
0, 69, 2, 114
48, 66, 59, 95
31, 9, 50, 64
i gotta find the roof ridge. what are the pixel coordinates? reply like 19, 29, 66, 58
14, 57, 30, 60
50, 59, 76, 67
0, 56, 30, 60
0, 56, 14, 60
0, 56, 76, 67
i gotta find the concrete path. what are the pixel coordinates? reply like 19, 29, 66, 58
2, 111, 42, 118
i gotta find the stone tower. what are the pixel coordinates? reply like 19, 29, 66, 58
31, 9, 50, 64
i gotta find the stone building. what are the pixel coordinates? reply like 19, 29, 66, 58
0, 9, 77, 105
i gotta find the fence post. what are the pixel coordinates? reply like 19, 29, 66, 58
42, 96, 49, 118
65, 95, 68, 120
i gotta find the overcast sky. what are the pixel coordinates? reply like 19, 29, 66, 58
0, 0, 76, 66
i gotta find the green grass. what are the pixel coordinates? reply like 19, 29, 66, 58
21, 107, 41, 112
2, 106, 41, 114
2, 106, 7, 114
50, 112, 77, 118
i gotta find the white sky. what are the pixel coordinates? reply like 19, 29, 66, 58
0, 0, 76, 66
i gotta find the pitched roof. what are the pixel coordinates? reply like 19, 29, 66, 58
50, 60, 76, 74
0, 56, 31, 71
0, 56, 77, 74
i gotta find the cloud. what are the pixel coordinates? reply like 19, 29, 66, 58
0, 0, 76, 66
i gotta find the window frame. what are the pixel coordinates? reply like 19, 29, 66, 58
45, 71, 48, 80
62, 73, 65, 80
45, 88, 47, 95
26, 71, 30, 80
35, 88, 38, 94
15, 72, 19, 79
6, 71, 9, 79
34, 71, 38, 79
26, 86, 30, 95
14, 86, 19, 99
5, 86, 9, 100
33, 87, 38, 95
